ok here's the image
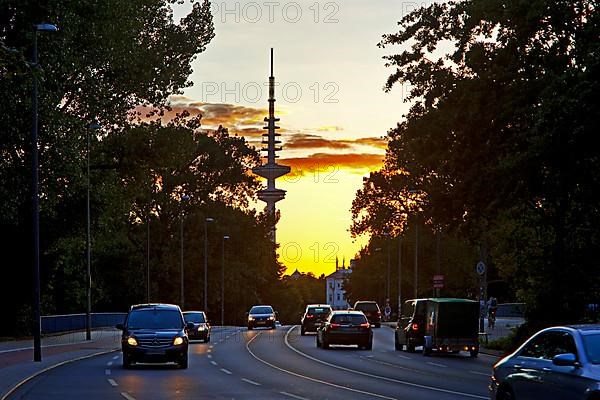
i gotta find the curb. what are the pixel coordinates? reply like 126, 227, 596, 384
1, 348, 119, 400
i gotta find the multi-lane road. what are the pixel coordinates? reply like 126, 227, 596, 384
8, 326, 496, 399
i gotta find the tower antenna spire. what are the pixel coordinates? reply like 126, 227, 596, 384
252, 49, 291, 243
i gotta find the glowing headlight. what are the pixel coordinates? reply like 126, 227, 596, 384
173, 337, 184, 346
198, 325, 206, 331
248, 316, 255, 321
268, 316, 275, 320
127, 337, 138, 346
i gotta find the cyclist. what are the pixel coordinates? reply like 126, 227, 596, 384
487, 297, 498, 330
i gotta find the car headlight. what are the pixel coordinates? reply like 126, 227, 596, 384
268, 316, 275, 320
173, 337, 184, 346
248, 316, 255, 321
127, 337, 138, 346
198, 325, 206, 331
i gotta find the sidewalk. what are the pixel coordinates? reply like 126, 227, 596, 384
0, 329, 121, 400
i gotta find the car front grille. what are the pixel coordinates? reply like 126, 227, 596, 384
137, 337, 173, 347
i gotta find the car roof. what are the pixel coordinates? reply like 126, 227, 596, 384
331, 310, 365, 316
306, 304, 331, 308
182, 311, 206, 314
404, 298, 477, 304
564, 324, 600, 334
354, 301, 378, 304
250, 304, 273, 308
130, 303, 181, 311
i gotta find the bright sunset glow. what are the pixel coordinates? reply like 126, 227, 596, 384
172, 0, 416, 276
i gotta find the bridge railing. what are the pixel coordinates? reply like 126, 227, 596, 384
41, 313, 126, 334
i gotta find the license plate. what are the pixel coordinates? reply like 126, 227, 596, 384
147, 349, 166, 355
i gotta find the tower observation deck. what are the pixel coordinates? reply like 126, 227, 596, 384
252, 49, 291, 243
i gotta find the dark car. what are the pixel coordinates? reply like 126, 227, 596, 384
353, 301, 382, 328
301, 304, 332, 335
183, 311, 211, 343
117, 303, 193, 369
247, 305, 277, 330
395, 298, 479, 357
317, 310, 372, 350
490, 325, 600, 400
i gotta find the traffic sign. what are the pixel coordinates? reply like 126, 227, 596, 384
476, 261, 486, 276
433, 274, 444, 288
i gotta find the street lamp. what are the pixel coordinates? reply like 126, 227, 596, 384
408, 189, 423, 299
85, 121, 101, 341
31, 22, 58, 363
180, 195, 190, 308
221, 235, 229, 327
204, 217, 214, 311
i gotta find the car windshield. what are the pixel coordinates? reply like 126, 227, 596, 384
183, 313, 206, 323
582, 334, 600, 364
308, 307, 330, 315
250, 306, 273, 314
355, 303, 379, 311
332, 314, 367, 324
127, 309, 183, 330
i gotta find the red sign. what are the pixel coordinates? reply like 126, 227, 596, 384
433, 274, 444, 289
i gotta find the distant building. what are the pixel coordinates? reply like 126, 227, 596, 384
290, 269, 302, 280
325, 257, 353, 310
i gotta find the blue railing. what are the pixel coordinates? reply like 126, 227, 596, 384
41, 313, 126, 334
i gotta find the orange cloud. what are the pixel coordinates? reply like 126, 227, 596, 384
281, 153, 383, 177
285, 134, 352, 150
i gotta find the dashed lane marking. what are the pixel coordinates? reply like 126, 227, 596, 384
426, 362, 447, 368
469, 371, 490, 377
121, 392, 136, 400
210, 360, 218, 366
105, 369, 111, 375
283, 326, 487, 400
397, 355, 412, 360
107, 361, 113, 366
207, 355, 212, 359
220, 368, 232, 375
113, 355, 119, 360
108, 379, 118, 387
280, 391, 309, 400
241, 378, 261, 386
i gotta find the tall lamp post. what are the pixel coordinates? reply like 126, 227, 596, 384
221, 235, 229, 326
31, 23, 58, 362
204, 217, 214, 311
85, 121, 101, 341
180, 195, 190, 308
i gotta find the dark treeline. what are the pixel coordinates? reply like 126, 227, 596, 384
0, 0, 319, 336
350, 0, 600, 329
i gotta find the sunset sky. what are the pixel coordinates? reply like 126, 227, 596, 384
172, 1, 421, 276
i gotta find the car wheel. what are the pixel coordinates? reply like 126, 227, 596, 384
365, 340, 373, 350
248, 325, 253, 330
497, 385, 515, 400
394, 334, 402, 351
271, 324, 276, 330
301, 327, 306, 336
375, 323, 381, 328
178, 355, 188, 369
316, 335, 321, 348
205, 336, 210, 343
122, 353, 133, 369
469, 348, 479, 358
322, 338, 329, 349
406, 341, 415, 353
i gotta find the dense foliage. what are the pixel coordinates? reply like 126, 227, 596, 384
351, 0, 600, 326
0, 0, 298, 335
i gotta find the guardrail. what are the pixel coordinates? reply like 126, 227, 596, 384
41, 313, 126, 334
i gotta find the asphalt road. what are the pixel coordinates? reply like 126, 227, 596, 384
8, 326, 496, 399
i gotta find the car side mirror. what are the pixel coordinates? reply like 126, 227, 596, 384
116, 323, 124, 330
553, 353, 579, 367
186, 322, 195, 330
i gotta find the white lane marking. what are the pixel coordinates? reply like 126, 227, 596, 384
207, 355, 212, 359
280, 392, 309, 400
207, 349, 212, 353
113, 356, 119, 360
469, 370, 490, 377
107, 361, 113, 367
209, 345, 214, 349
426, 362, 448, 368
105, 369, 111, 375
210, 360, 218, 366
284, 326, 487, 400
246, 333, 395, 400
220, 368, 232, 375
108, 379, 118, 387
121, 392, 136, 400
397, 355, 412, 360
241, 378, 261, 386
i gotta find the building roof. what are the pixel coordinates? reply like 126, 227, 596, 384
325, 269, 352, 280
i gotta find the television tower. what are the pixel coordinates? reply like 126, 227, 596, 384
252, 49, 291, 243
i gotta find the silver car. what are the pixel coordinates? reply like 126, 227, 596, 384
490, 325, 600, 399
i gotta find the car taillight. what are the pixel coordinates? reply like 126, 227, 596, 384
306, 314, 314, 319
377, 311, 381, 316
330, 323, 341, 329
411, 323, 419, 331
360, 323, 370, 328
